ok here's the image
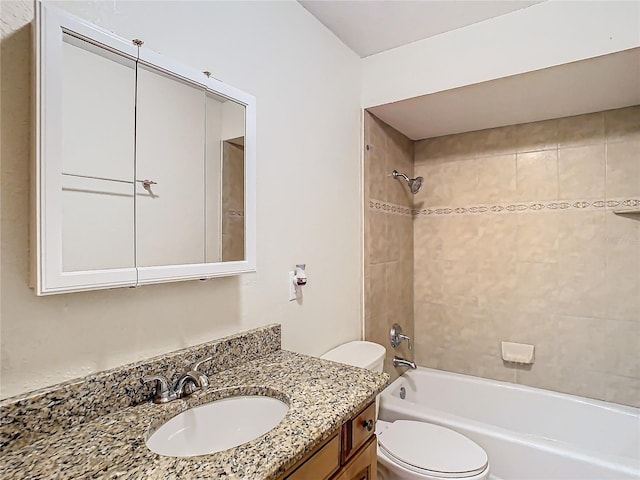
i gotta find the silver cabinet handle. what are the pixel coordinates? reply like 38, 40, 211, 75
135, 179, 157, 191
362, 419, 374, 432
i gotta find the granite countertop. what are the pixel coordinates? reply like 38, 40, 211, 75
0, 350, 389, 479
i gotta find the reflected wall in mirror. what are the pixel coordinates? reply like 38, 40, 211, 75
135, 64, 207, 267
60, 33, 136, 273
222, 137, 245, 262
34, 2, 256, 295
205, 92, 246, 263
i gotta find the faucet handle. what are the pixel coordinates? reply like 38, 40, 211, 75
189, 356, 213, 373
142, 375, 177, 404
390, 323, 412, 350
186, 356, 212, 391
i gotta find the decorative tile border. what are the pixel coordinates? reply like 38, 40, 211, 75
368, 199, 412, 216
368, 198, 640, 217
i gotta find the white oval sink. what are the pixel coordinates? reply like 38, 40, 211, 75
146, 395, 289, 457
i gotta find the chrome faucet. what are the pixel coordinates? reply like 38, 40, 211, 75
143, 356, 212, 404
390, 323, 412, 350
393, 356, 417, 369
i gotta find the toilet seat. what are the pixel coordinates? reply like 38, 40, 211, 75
377, 421, 488, 479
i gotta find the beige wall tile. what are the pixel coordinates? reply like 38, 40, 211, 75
515, 361, 560, 392
414, 259, 443, 304
556, 315, 606, 371
414, 302, 450, 356
558, 112, 605, 148
414, 217, 444, 263
605, 211, 640, 258
441, 259, 479, 307
414, 162, 453, 206
516, 211, 559, 263
516, 119, 558, 153
366, 210, 387, 264
471, 354, 517, 383
364, 147, 386, 201
476, 153, 517, 204
606, 140, 640, 198
605, 105, 640, 143
477, 260, 518, 311
417, 131, 478, 164
441, 215, 479, 262
476, 215, 518, 263
551, 367, 606, 400
558, 144, 605, 200
387, 260, 414, 325
605, 254, 640, 321
603, 319, 640, 378
387, 214, 413, 263
445, 158, 478, 206
502, 311, 559, 365
477, 125, 517, 157
556, 258, 606, 318
558, 210, 607, 263
406, 107, 639, 407
516, 150, 558, 201
413, 137, 436, 166
516, 262, 558, 313
605, 375, 640, 407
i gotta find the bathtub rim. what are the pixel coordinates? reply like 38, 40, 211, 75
379, 366, 640, 477
384, 366, 640, 416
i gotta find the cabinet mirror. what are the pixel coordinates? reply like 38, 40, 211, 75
34, 3, 256, 295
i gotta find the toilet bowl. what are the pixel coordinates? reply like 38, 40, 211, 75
321, 341, 490, 480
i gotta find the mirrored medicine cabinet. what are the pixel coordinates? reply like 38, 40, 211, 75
32, 3, 256, 295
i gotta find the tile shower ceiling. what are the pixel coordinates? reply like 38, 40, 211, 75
298, 0, 545, 57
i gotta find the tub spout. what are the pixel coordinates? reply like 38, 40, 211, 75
393, 356, 416, 369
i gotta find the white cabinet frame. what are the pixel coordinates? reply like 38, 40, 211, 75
33, 2, 257, 295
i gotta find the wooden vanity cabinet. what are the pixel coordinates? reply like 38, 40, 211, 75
281, 400, 377, 480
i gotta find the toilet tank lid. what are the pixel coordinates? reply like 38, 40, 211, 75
320, 341, 386, 370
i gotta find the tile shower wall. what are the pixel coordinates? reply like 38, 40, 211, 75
364, 112, 415, 381
413, 106, 640, 407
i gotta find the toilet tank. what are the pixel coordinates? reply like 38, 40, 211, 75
320, 341, 386, 372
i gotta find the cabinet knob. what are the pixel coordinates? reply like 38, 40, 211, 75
362, 419, 374, 432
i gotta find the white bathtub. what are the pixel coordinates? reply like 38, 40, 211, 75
379, 368, 640, 480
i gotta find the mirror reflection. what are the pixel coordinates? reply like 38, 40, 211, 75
59, 34, 246, 273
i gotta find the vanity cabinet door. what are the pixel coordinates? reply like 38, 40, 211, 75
285, 434, 340, 480
332, 437, 377, 480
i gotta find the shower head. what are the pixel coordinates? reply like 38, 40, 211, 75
392, 170, 423, 194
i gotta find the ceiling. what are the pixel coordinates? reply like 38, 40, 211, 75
368, 48, 640, 140
299, 0, 546, 58
299, 1, 639, 141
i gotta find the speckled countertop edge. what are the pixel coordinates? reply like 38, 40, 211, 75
1, 324, 282, 451
0, 350, 389, 479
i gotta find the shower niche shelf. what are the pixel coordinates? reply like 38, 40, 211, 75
613, 209, 640, 215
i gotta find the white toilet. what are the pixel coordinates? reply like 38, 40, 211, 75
321, 341, 490, 480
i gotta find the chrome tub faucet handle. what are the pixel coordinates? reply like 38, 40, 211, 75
390, 323, 412, 350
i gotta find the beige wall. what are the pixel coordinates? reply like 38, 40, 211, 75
413, 106, 640, 407
0, 1, 363, 398
363, 112, 414, 381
